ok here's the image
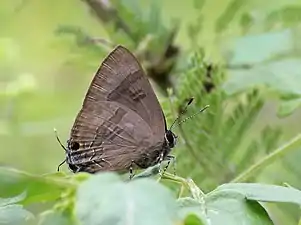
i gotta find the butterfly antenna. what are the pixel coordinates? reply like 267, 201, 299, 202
170, 97, 194, 130
54, 128, 67, 152
177, 105, 209, 127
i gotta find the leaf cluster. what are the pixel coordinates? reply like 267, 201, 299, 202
2, 167, 301, 225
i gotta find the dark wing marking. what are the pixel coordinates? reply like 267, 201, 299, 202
67, 45, 167, 173
82, 45, 166, 138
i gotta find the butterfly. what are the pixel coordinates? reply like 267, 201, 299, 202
57, 45, 177, 175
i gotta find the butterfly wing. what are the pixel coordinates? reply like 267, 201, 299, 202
82, 45, 165, 137
69, 101, 163, 173
67, 46, 166, 173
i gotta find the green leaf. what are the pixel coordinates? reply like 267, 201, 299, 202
206, 190, 273, 225
178, 191, 273, 225
215, 0, 247, 34
215, 183, 301, 205
131, 163, 161, 179
112, 0, 167, 44
265, 5, 301, 29
38, 210, 76, 225
224, 59, 301, 96
224, 29, 293, 65
177, 197, 208, 225
0, 192, 33, 225
75, 173, 177, 225
0, 167, 75, 204
184, 214, 206, 225
178, 190, 273, 225
0, 205, 33, 225
0, 191, 26, 207
278, 97, 301, 117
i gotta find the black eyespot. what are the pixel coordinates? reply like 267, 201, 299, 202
69, 141, 80, 150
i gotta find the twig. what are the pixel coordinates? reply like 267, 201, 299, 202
231, 133, 301, 182
81, 0, 135, 40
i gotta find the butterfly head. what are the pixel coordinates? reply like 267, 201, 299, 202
165, 130, 177, 148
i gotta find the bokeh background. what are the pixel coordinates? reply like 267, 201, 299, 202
2, 0, 301, 224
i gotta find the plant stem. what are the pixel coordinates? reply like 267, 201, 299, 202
231, 133, 301, 183
162, 172, 205, 200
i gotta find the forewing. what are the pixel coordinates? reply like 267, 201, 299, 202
82, 45, 166, 138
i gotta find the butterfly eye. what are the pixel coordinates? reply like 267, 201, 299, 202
69, 141, 80, 150
165, 130, 176, 148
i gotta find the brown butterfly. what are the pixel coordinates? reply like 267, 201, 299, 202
57, 45, 177, 175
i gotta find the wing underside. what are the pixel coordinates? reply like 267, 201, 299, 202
69, 101, 163, 172
67, 45, 166, 173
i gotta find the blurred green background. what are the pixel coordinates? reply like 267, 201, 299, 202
2, 0, 301, 224
0, 0, 224, 173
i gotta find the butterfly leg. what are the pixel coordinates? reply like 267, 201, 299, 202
91, 158, 112, 169
88, 148, 103, 169
158, 152, 164, 175
89, 149, 96, 161
57, 159, 66, 172
92, 160, 103, 169
129, 160, 136, 180
163, 155, 176, 175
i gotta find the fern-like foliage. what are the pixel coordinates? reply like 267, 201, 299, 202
161, 49, 282, 191
53, 0, 301, 223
